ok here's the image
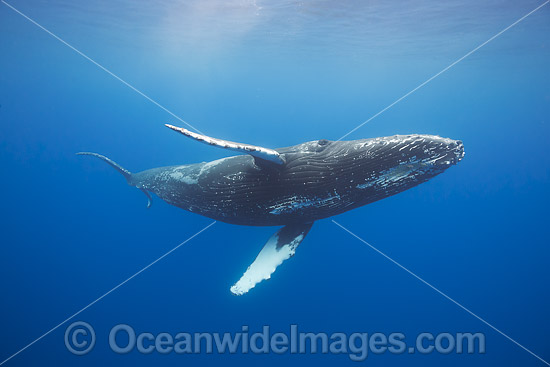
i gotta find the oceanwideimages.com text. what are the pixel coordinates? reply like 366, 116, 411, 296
65, 322, 486, 361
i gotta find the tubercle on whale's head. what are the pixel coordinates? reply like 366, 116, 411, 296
424, 136, 465, 167
371, 134, 465, 168
453, 139, 465, 164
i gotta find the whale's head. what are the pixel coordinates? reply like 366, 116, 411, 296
387, 134, 465, 168
321, 134, 465, 199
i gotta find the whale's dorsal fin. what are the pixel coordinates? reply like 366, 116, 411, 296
230, 222, 313, 295
165, 124, 285, 166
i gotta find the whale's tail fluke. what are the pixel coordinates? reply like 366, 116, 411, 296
77, 152, 132, 180
76, 152, 152, 208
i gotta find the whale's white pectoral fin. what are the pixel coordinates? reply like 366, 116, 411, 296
165, 124, 285, 165
230, 222, 313, 295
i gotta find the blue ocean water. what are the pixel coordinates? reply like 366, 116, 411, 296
1, 0, 549, 365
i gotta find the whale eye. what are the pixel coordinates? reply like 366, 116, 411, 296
318, 139, 329, 146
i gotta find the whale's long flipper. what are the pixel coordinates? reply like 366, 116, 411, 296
231, 222, 313, 295
165, 124, 285, 166
77, 152, 152, 208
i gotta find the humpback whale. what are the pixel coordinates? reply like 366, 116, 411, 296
79, 124, 464, 295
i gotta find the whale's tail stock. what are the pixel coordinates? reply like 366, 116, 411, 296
76, 152, 152, 208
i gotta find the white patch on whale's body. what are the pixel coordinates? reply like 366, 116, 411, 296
168, 170, 199, 184
268, 191, 341, 215
356, 154, 443, 190
163, 167, 199, 185
180, 175, 199, 185
198, 157, 227, 175
163, 157, 229, 186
